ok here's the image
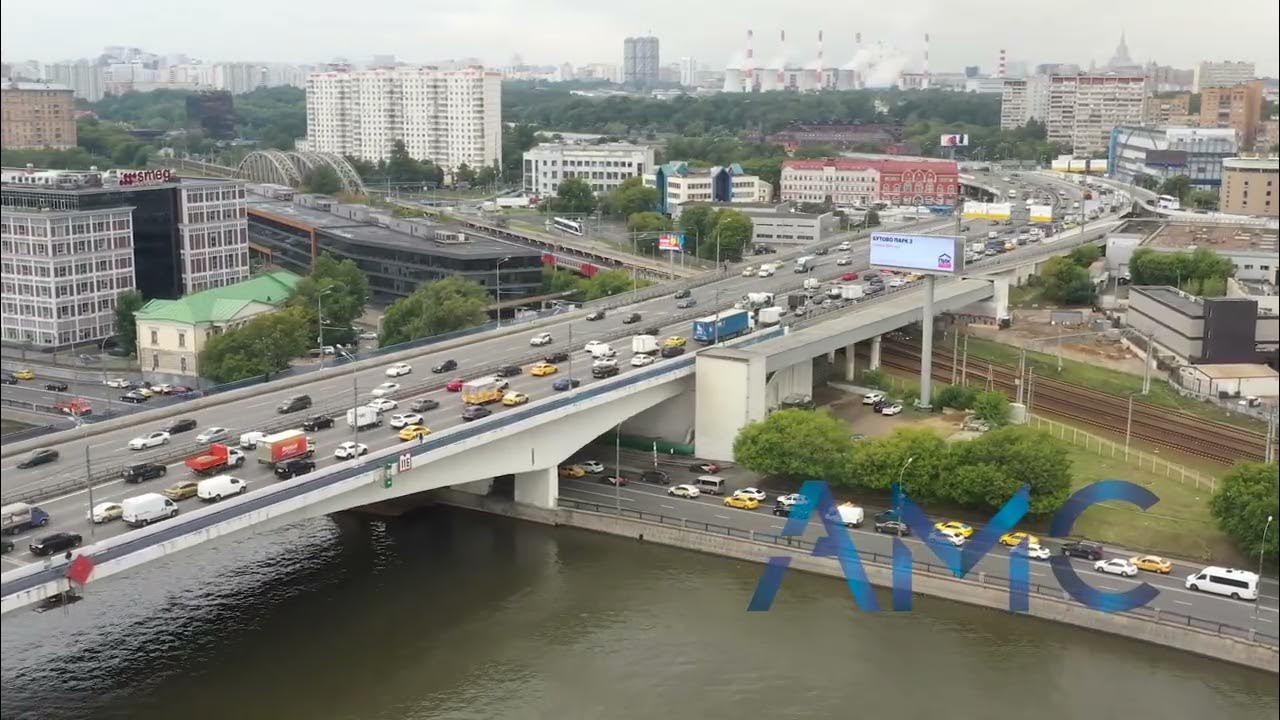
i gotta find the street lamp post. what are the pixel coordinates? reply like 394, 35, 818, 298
316, 286, 337, 370
895, 456, 916, 521
338, 347, 360, 446
495, 256, 511, 329
71, 413, 96, 537
614, 424, 622, 513
1258, 515, 1275, 623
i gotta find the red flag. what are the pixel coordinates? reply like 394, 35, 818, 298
65, 555, 95, 585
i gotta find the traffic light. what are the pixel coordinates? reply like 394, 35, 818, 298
382, 461, 393, 489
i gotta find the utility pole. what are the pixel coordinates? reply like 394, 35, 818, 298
950, 331, 959, 385
614, 424, 622, 513
495, 256, 510, 329
1124, 394, 1134, 456
960, 334, 969, 386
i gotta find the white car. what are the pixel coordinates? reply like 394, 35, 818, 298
888, 278, 907, 288
1094, 558, 1139, 577
371, 382, 401, 398
1011, 543, 1052, 560
359, 331, 379, 340
105, 378, 130, 388
581, 460, 605, 474
880, 403, 904, 416
366, 398, 398, 413
742, 266, 756, 277
488, 376, 511, 391
630, 354, 655, 367
194, 425, 230, 443
733, 487, 768, 502
776, 493, 810, 508
928, 529, 966, 547
668, 484, 701, 498
152, 383, 174, 394
89, 501, 124, 524
128, 431, 171, 450
530, 332, 553, 346
334, 441, 369, 460
837, 241, 851, 251
584, 340, 607, 354
862, 391, 885, 405
836, 256, 852, 266
592, 357, 618, 369
385, 362, 412, 378
388, 412, 424, 429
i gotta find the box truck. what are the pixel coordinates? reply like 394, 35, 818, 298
803, 277, 820, 291
347, 406, 382, 429
1, 502, 50, 535
840, 284, 865, 301
184, 444, 247, 476
756, 263, 776, 278
826, 501, 865, 528
256, 430, 313, 466
757, 307, 783, 327
692, 309, 752, 344
121, 493, 179, 527
787, 294, 806, 310
461, 377, 505, 405
794, 256, 816, 273
631, 335, 660, 355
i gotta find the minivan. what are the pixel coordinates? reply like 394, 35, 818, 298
197, 475, 247, 502
1185, 566, 1259, 601
277, 395, 312, 414
694, 475, 726, 495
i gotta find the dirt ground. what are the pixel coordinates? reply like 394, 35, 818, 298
820, 387, 970, 439
967, 308, 1148, 376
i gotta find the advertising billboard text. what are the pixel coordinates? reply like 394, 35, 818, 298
940, 134, 970, 147
960, 201, 1011, 221
657, 232, 686, 252
870, 232, 964, 275
1029, 204, 1054, 223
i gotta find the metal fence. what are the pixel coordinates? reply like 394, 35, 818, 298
556, 497, 1278, 647
1027, 414, 1218, 492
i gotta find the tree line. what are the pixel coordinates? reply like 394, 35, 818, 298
1129, 246, 1234, 297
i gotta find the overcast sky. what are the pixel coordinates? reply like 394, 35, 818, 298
3, 0, 1277, 76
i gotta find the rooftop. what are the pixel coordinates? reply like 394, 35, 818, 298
1144, 222, 1279, 255
783, 157, 959, 174
1191, 363, 1279, 380
2, 80, 72, 92
1223, 156, 1280, 171
135, 271, 302, 325
1131, 286, 1207, 316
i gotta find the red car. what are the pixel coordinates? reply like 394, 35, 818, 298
689, 461, 720, 474
603, 475, 628, 486
841, 272, 857, 282
445, 378, 464, 392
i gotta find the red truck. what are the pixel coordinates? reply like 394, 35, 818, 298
185, 443, 247, 476
256, 430, 315, 466
55, 399, 92, 416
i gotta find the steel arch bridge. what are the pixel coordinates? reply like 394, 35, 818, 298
235, 150, 367, 195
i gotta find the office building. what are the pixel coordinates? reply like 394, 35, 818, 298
780, 158, 960, 208
1194, 61, 1256, 93
134, 270, 302, 379
1, 81, 76, 150
1127, 286, 1277, 366
1220, 156, 1279, 217
522, 143, 654, 197
1200, 81, 1263, 150
305, 66, 502, 170
42, 60, 106, 102
679, 57, 698, 87
623, 36, 660, 86
1045, 74, 1146, 155
1108, 126, 1238, 190
643, 162, 772, 215
1144, 94, 1191, 126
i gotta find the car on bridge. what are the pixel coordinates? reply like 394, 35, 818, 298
552, 377, 581, 391
1060, 540, 1104, 560
389, 412, 424, 429
128, 431, 171, 451
664, 336, 686, 348
302, 415, 335, 431
367, 398, 398, 413
90, 502, 125, 524
732, 488, 768, 503
165, 418, 198, 434
502, 391, 529, 406
196, 427, 229, 444
445, 378, 465, 392
163, 481, 200, 501
529, 332, 553, 346
433, 359, 458, 374
544, 351, 570, 364
592, 365, 620, 379
602, 474, 628, 486
409, 398, 440, 413
385, 362, 413, 378
462, 405, 492, 422
44, 381, 69, 392
29, 532, 82, 556
371, 382, 401, 398
335, 441, 371, 458
689, 462, 721, 474
581, 460, 605, 474
17, 448, 59, 469
586, 310, 606, 321
105, 378, 131, 389
668, 484, 700, 498
640, 470, 670, 485
120, 391, 149, 404
660, 345, 685, 358
530, 362, 558, 377
496, 365, 522, 377
630, 354, 654, 367
676, 298, 696, 309
122, 462, 167, 484
13, 369, 34, 380
674, 289, 692, 299
559, 465, 585, 478
928, 529, 966, 547
275, 458, 316, 480
874, 519, 910, 536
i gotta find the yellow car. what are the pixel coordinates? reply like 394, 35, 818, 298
663, 336, 686, 348
530, 362, 558, 377
163, 481, 199, 501
398, 424, 432, 441
136, 387, 155, 398
934, 520, 974, 538
724, 495, 760, 510
558, 465, 585, 479
999, 531, 1040, 547
1131, 555, 1173, 574
13, 369, 34, 380
502, 391, 529, 406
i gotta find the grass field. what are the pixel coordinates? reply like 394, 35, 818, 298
0, 417, 34, 436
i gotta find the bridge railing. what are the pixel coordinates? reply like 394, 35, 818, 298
556, 497, 1280, 648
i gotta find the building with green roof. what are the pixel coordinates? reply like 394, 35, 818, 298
134, 270, 302, 379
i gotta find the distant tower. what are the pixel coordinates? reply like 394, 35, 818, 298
997, 48, 1007, 77
746, 28, 755, 91
923, 33, 931, 89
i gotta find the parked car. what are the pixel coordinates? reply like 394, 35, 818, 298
302, 415, 335, 431
880, 403, 904, 416
432, 359, 458, 374
410, 398, 440, 413
29, 532, 82, 556
1060, 540, 1104, 561
862, 391, 885, 405
275, 458, 317, 479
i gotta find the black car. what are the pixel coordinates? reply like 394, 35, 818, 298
120, 391, 147, 404
432, 359, 458, 373
660, 345, 685, 358
302, 415, 335, 431
496, 365, 522, 377
640, 469, 670, 485
122, 462, 167, 484
586, 310, 606, 321
772, 503, 792, 517
872, 399, 892, 412
462, 405, 492, 422
44, 381, 69, 392
864, 284, 884, 296
0, 376, 15, 385
641, 326, 661, 337
29, 532, 82, 557
814, 247, 830, 255
18, 448, 59, 469
274, 458, 316, 480
165, 418, 198, 434
622, 313, 641, 324
1, 538, 13, 554
1060, 540, 1104, 560
544, 351, 570, 364
409, 398, 440, 413
674, 289, 692, 299
277, 394, 312, 414
592, 364, 620, 379
874, 519, 910, 536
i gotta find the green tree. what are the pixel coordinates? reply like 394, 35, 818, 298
1039, 256, 1095, 305
950, 426, 1072, 514
300, 165, 343, 195
549, 177, 597, 215
860, 368, 887, 389
971, 390, 1011, 427
1159, 174, 1193, 202
864, 209, 881, 227
475, 165, 498, 187
602, 177, 659, 218
704, 209, 752, 262
733, 409, 853, 480
500, 125, 542, 180
581, 269, 638, 300
288, 254, 370, 346
1068, 244, 1100, 267
1187, 190, 1219, 211
454, 163, 477, 185
842, 427, 950, 499
112, 289, 146, 355
1132, 174, 1160, 191
199, 307, 312, 383
1209, 462, 1280, 560
678, 205, 718, 246
379, 277, 490, 346
934, 385, 977, 411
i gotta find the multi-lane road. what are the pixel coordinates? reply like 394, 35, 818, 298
555, 451, 1279, 637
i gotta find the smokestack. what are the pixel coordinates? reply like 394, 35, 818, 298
998, 48, 1006, 77
818, 30, 824, 67
746, 28, 754, 86
923, 33, 930, 81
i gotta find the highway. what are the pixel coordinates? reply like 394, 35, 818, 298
555, 450, 1279, 638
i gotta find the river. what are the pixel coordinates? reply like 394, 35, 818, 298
1, 507, 1276, 720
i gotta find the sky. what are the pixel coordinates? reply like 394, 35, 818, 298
2, 0, 1277, 76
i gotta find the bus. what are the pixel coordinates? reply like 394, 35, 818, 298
1156, 195, 1181, 211
552, 217, 584, 236
1184, 566, 1259, 601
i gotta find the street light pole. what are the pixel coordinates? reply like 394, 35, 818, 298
615, 424, 622, 513
1258, 515, 1274, 623
316, 286, 335, 370
895, 456, 916, 521
495, 256, 510, 329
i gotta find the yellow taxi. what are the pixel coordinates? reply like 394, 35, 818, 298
136, 387, 155, 398
998, 531, 1040, 547
934, 520, 974, 538
502, 391, 529, 407
1131, 555, 1173, 574
663, 336, 686, 348
558, 465, 586, 479
530, 362, 558, 377
723, 495, 760, 510
163, 481, 199, 501
13, 369, 34, 380
398, 424, 432, 441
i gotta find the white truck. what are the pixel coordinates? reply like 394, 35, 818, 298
744, 292, 775, 310
496, 196, 532, 209
794, 256, 816, 273
121, 493, 179, 527
827, 501, 865, 528
756, 263, 776, 278
803, 277, 820, 291
347, 406, 382, 430
840, 284, 865, 301
970, 241, 986, 254
631, 335, 660, 355
757, 307, 783, 327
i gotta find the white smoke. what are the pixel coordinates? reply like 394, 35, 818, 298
843, 42, 909, 88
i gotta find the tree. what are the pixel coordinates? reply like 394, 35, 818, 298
1159, 174, 1193, 202
971, 391, 1011, 427
842, 427, 950, 499
864, 209, 880, 227
1209, 462, 1280, 560
500, 124, 542, 181
288, 254, 370, 346
199, 307, 312, 383
704, 209, 752, 262
112, 289, 146, 355
1039, 256, 1095, 305
549, 177, 596, 215
602, 177, 659, 218
379, 277, 490, 346
678, 205, 718, 246
1130, 246, 1233, 294
300, 165, 342, 195
934, 385, 977, 411
1068, 245, 1100, 267
454, 163, 477, 185
475, 165, 498, 187
949, 426, 1072, 514
734, 409, 853, 480
1132, 174, 1161, 192
1187, 190, 1219, 211
580, 269, 636, 300
860, 368, 887, 390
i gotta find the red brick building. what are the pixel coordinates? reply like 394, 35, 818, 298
780, 157, 960, 207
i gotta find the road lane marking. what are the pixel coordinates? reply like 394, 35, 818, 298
1174, 600, 1193, 606
560, 488, 634, 503
714, 514, 730, 520
1258, 617, 1273, 623
660, 504, 675, 510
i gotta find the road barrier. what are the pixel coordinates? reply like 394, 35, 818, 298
1027, 415, 1218, 492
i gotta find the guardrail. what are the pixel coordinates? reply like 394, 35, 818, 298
555, 497, 1280, 647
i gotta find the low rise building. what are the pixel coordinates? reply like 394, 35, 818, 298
1108, 126, 1238, 190
522, 142, 655, 197
780, 157, 959, 208
1219, 156, 1279, 217
643, 162, 772, 215
1127, 285, 1278, 366
681, 201, 836, 247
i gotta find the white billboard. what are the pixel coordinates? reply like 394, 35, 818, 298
940, 134, 970, 147
961, 201, 1011, 220
870, 232, 964, 275
1029, 204, 1053, 223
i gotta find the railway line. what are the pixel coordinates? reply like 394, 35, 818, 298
878, 341, 1272, 465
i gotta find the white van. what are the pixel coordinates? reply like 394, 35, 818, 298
694, 475, 726, 495
197, 475, 247, 502
239, 431, 266, 450
589, 343, 617, 359
121, 493, 179, 527
1184, 566, 1259, 601
828, 502, 864, 528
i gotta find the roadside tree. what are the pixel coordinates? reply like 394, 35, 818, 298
734, 409, 853, 481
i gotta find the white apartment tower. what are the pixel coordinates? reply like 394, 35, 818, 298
305, 66, 502, 171
1194, 61, 1256, 92
1046, 74, 1146, 155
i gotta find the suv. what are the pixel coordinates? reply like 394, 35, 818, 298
302, 415, 335, 431
122, 462, 167, 484
592, 364, 620, 379
640, 469, 670, 485
622, 312, 641, 324
277, 395, 312, 414
462, 405, 492, 422
1060, 540, 1104, 560
30, 532, 82, 556
274, 458, 316, 480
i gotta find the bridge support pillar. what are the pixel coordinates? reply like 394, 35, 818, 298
869, 336, 882, 370
993, 277, 1011, 322
842, 344, 858, 382
513, 468, 558, 510
695, 348, 767, 461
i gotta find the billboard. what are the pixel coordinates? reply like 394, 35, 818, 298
870, 232, 965, 275
961, 201, 1012, 220
657, 232, 686, 252
1029, 204, 1053, 223
940, 134, 970, 147
1051, 156, 1109, 174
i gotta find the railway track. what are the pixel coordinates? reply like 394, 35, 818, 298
878, 341, 1272, 465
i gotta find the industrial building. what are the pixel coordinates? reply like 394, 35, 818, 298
522, 143, 654, 197
643, 162, 772, 215
1127, 285, 1278, 367
1107, 126, 1238, 190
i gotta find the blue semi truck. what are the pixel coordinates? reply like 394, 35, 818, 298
692, 309, 753, 344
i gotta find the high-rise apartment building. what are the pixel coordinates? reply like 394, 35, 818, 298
305, 66, 502, 170
0, 81, 77, 150
42, 61, 106, 102
1193, 61, 1256, 93
679, 57, 698, 87
623, 36, 660, 86
522, 143, 655, 196
1220, 157, 1278, 216
999, 75, 1050, 130
1046, 74, 1146, 156
1144, 94, 1191, 126
1199, 81, 1263, 150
